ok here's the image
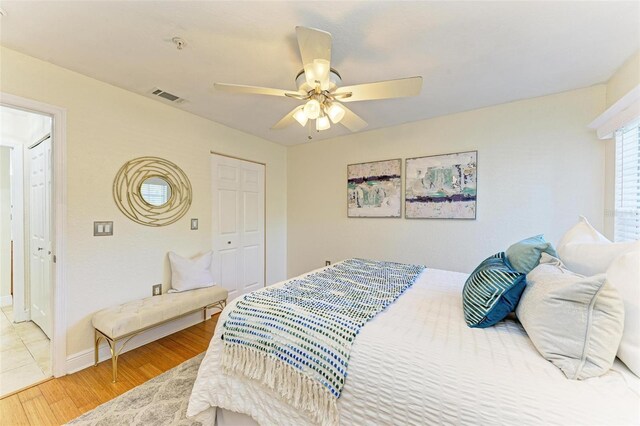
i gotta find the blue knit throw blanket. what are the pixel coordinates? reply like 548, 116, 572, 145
221, 258, 425, 425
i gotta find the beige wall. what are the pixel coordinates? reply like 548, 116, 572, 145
603, 51, 640, 238
605, 52, 640, 108
0, 147, 10, 303
287, 86, 606, 277
0, 46, 287, 356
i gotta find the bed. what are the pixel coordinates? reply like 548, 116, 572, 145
187, 264, 640, 425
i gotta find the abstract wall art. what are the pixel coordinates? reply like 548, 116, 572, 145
347, 159, 402, 217
405, 151, 477, 219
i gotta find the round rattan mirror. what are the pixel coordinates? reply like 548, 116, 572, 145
113, 157, 192, 227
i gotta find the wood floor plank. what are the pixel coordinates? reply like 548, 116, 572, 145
138, 362, 163, 379
158, 336, 200, 360
116, 357, 150, 387
21, 395, 59, 426
17, 387, 42, 404
0, 394, 30, 426
55, 373, 101, 411
37, 380, 68, 405
0, 314, 218, 425
49, 397, 82, 424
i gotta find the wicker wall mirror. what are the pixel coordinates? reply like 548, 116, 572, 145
113, 156, 192, 227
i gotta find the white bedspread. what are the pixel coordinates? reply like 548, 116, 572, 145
187, 268, 640, 425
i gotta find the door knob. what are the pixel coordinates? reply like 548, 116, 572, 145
37, 247, 44, 251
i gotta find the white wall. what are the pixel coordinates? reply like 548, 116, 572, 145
0, 147, 11, 304
603, 51, 640, 238
287, 85, 606, 277
0, 46, 287, 359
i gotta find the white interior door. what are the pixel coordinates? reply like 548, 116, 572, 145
29, 137, 52, 337
211, 154, 265, 301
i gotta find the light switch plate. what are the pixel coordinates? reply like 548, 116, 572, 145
190, 218, 198, 230
152, 284, 162, 296
94, 221, 113, 236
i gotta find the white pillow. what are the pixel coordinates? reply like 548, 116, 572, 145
517, 253, 625, 380
557, 215, 609, 247
557, 216, 639, 276
607, 250, 640, 377
168, 251, 214, 292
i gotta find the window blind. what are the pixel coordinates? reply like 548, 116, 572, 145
614, 118, 640, 241
141, 182, 169, 205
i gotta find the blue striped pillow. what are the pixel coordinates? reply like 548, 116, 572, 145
463, 252, 526, 328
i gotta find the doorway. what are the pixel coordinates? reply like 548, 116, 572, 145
211, 153, 266, 301
0, 105, 53, 396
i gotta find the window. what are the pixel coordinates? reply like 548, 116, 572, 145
614, 118, 640, 241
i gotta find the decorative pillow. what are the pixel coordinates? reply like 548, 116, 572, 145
557, 215, 609, 248
516, 253, 624, 380
506, 234, 558, 274
607, 250, 640, 377
557, 216, 639, 276
463, 253, 526, 328
168, 251, 214, 292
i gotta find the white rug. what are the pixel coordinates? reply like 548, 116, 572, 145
67, 353, 204, 425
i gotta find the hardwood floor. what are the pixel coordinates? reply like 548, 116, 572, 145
0, 315, 219, 426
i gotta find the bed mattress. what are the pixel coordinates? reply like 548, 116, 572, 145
187, 267, 640, 425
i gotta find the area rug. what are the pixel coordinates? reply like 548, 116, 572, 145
67, 353, 204, 426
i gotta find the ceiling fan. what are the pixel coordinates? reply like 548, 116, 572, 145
214, 26, 423, 134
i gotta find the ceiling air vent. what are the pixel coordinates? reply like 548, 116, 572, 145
150, 88, 186, 104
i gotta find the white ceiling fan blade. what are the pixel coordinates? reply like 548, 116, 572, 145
214, 83, 304, 98
339, 104, 368, 132
271, 106, 304, 130
334, 76, 423, 102
296, 26, 332, 90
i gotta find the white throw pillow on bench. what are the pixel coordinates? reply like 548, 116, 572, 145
169, 251, 214, 292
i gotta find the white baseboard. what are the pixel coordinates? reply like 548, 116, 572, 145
65, 307, 220, 375
0, 295, 13, 307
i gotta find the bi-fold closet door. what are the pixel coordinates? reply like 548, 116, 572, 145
211, 154, 265, 301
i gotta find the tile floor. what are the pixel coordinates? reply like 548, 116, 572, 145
0, 305, 51, 397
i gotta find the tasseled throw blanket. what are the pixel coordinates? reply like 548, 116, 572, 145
221, 258, 425, 425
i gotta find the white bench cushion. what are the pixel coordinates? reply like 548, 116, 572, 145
92, 286, 228, 339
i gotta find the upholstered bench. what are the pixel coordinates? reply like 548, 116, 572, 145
92, 286, 228, 382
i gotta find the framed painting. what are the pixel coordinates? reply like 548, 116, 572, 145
347, 159, 402, 218
405, 151, 477, 219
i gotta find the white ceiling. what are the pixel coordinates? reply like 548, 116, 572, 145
1, 1, 638, 146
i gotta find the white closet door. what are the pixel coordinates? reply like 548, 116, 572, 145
211, 154, 265, 301
29, 137, 52, 337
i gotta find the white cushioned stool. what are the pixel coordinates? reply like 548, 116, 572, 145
92, 285, 228, 382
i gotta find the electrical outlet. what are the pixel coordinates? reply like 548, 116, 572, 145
325, 260, 331, 266
152, 284, 162, 296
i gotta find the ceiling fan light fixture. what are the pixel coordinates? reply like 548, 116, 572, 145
304, 99, 321, 119
293, 108, 308, 127
316, 115, 331, 131
313, 59, 330, 89
327, 103, 345, 124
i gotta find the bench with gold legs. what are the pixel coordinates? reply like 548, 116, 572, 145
92, 286, 228, 382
